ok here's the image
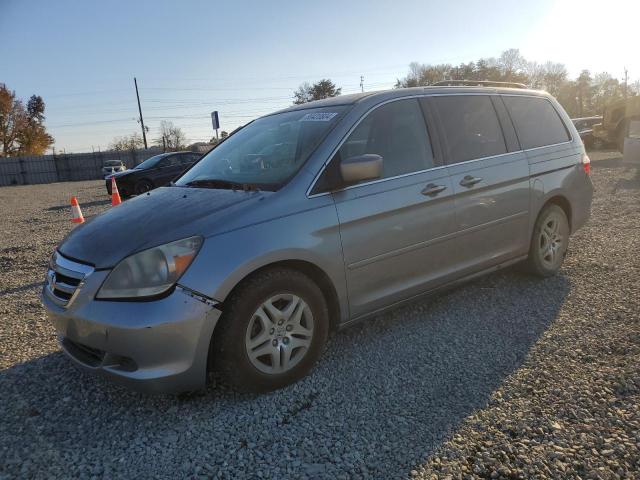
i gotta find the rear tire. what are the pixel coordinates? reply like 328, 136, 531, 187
134, 179, 154, 195
212, 267, 329, 392
524, 204, 570, 277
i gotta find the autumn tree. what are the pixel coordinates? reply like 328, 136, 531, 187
0, 85, 25, 156
1, 85, 54, 156
293, 79, 342, 104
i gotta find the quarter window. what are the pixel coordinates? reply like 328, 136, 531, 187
337, 98, 434, 180
503, 96, 570, 149
431, 95, 507, 164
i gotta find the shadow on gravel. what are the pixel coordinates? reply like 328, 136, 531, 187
0, 270, 570, 479
46, 199, 111, 211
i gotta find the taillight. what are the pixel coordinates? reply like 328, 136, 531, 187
582, 153, 591, 175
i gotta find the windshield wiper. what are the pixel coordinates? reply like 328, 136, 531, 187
183, 179, 263, 191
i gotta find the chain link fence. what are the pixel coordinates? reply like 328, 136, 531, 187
0, 149, 162, 187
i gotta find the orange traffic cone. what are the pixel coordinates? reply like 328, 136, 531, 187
70, 196, 84, 224
111, 177, 122, 206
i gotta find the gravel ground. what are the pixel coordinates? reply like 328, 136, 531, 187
0, 151, 638, 479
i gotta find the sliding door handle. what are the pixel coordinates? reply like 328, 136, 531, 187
421, 183, 447, 197
459, 175, 483, 187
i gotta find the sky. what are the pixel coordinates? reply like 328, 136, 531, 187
1, 0, 638, 153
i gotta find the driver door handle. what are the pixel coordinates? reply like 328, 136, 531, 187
459, 175, 483, 188
421, 183, 447, 197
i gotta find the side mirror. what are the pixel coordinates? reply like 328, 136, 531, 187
340, 154, 383, 184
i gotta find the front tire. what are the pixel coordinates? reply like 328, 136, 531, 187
212, 268, 329, 392
524, 204, 570, 277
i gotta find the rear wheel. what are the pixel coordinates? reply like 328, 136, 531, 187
524, 204, 570, 277
134, 179, 153, 195
212, 268, 329, 392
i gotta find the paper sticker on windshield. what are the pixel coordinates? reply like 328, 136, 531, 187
300, 112, 338, 122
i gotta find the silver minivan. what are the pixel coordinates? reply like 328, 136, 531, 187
42, 86, 593, 393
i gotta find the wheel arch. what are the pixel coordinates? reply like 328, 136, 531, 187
217, 259, 342, 333
136, 177, 155, 187
541, 194, 572, 230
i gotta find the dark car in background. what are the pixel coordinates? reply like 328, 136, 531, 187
106, 151, 201, 197
572, 116, 603, 149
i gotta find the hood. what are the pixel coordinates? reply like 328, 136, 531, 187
59, 186, 266, 268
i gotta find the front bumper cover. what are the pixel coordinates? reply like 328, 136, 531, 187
42, 273, 221, 394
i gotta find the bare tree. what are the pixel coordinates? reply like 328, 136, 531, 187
155, 121, 186, 151
110, 132, 145, 152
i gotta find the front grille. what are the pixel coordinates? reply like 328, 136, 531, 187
44, 251, 94, 307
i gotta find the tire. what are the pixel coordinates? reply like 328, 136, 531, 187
524, 204, 570, 277
212, 267, 329, 392
134, 179, 154, 195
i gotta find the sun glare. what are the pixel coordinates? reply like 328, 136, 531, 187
523, 0, 639, 77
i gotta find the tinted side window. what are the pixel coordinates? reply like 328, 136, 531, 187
338, 98, 434, 180
431, 95, 507, 164
503, 96, 570, 149
179, 154, 199, 164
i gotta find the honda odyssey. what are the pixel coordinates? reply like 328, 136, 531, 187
42, 86, 593, 393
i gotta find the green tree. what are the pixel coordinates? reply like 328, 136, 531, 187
293, 79, 342, 104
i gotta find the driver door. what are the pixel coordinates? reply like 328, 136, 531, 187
156, 155, 184, 185
326, 98, 458, 318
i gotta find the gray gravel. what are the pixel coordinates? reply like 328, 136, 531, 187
1, 152, 638, 479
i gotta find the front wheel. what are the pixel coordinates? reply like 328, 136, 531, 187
524, 204, 570, 277
212, 268, 329, 392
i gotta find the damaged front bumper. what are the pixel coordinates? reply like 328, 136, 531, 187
42, 266, 221, 394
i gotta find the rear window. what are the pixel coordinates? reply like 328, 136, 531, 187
503, 96, 570, 149
431, 95, 507, 164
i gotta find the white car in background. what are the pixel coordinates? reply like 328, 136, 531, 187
101, 160, 127, 177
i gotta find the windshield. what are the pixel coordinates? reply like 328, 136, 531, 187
134, 154, 167, 170
176, 106, 347, 190
104, 160, 122, 167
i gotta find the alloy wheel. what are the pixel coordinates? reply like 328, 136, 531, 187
245, 294, 314, 375
538, 212, 566, 269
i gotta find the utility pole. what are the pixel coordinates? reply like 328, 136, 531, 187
360, 75, 364, 93
134, 77, 148, 149
623, 67, 629, 100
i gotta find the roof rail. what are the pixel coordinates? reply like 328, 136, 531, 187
432, 80, 528, 89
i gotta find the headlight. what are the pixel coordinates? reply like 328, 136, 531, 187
96, 236, 202, 299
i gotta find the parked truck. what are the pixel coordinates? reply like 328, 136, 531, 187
592, 96, 640, 153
